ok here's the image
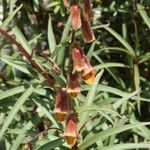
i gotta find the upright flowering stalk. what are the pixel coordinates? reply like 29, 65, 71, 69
54, 89, 70, 121
64, 113, 78, 146
81, 0, 93, 20
53, 0, 96, 147
66, 72, 80, 97
81, 15, 95, 43
70, 1, 81, 30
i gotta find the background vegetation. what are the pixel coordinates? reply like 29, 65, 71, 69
0, 0, 150, 149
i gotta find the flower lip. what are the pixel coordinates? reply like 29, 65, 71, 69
82, 69, 96, 85
82, 56, 96, 85
55, 113, 66, 122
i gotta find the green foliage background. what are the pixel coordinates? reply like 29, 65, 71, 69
0, 0, 150, 149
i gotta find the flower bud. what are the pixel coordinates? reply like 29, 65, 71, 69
81, 15, 95, 43
70, 3, 81, 30
82, 0, 93, 20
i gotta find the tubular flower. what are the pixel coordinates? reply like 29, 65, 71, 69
70, 3, 81, 30
82, 56, 96, 85
64, 114, 78, 146
81, 0, 93, 20
63, 0, 69, 7
66, 72, 80, 97
71, 43, 88, 72
81, 15, 95, 43
54, 90, 70, 121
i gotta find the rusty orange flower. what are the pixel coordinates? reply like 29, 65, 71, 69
70, 3, 81, 30
71, 43, 88, 72
81, 15, 95, 43
54, 89, 70, 121
66, 72, 80, 97
81, 0, 93, 20
64, 114, 78, 146
63, 0, 69, 7
82, 56, 96, 85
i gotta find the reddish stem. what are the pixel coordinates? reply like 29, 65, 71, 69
0, 28, 55, 88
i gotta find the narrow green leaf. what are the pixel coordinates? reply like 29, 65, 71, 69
0, 58, 30, 75
38, 138, 64, 150
9, 0, 18, 14
47, 1, 61, 8
93, 54, 125, 87
137, 4, 150, 29
133, 64, 141, 113
99, 143, 150, 150
87, 41, 97, 61
0, 5, 22, 29
94, 47, 131, 56
0, 86, 34, 139
33, 99, 59, 128
0, 86, 25, 101
95, 62, 128, 70
79, 70, 104, 128
103, 26, 135, 57
113, 89, 140, 109
48, 14, 57, 53
57, 16, 71, 65
51, 45, 63, 58
12, 26, 32, 54
49, 71, 66, 87
79, 122, 150, 150
10, 122, 33, 150
60, 16, 71, 43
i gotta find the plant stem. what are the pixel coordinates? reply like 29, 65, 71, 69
0, 28, 55, 89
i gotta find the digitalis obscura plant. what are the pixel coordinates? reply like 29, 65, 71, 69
0, 0, 96, 149
53, 0, 96, 147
